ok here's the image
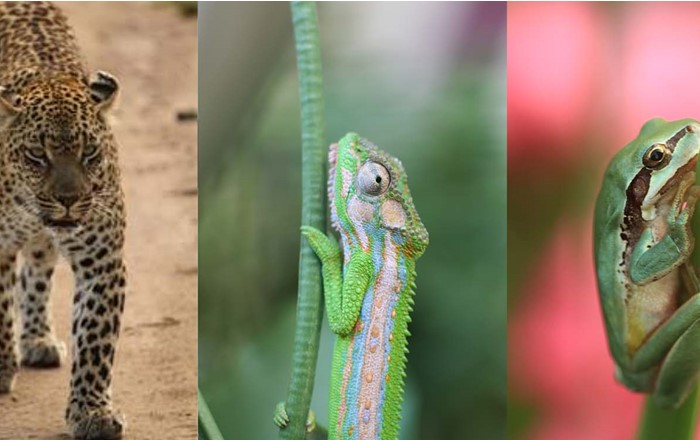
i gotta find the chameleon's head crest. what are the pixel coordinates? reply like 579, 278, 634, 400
329, 133, 428, 258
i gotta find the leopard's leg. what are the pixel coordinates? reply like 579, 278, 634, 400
18, 231, 66, 367
60, 226, 126, 440
0, 252, 18, 393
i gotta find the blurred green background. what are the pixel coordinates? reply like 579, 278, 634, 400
198, 3, 506, 439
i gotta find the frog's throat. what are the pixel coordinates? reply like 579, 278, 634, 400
622, 153, 698, 262
641, 124, 699, 206
643, 154, 698, 213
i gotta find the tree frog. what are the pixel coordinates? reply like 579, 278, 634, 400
594, 118, 700, 408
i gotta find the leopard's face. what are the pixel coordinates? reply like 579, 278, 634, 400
0, 73, 120, 229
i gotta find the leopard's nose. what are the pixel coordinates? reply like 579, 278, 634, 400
55, 193, 80, 209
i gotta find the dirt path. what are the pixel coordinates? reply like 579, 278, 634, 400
0, 3, 198, 439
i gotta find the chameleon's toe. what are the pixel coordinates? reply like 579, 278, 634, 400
273, 402, 289, 428
300, 225, 325, 242
273, 402, 317, 432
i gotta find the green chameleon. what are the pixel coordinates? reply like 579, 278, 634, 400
275, 133, 429, 439
594, 118, 700, 408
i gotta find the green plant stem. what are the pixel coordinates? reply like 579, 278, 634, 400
198, 388, 225, 440
637, 387, 699, 440
637, 160, 700, 439
280, 2, 326, 439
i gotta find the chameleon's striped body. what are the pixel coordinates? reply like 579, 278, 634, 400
303, 133, 428, 440
329, 231, 415, 439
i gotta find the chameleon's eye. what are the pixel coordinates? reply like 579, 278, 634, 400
357, 161, 391, 196
643, 143, 670, 169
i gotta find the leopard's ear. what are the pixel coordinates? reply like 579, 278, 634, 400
0, 87, 21, 130
89, 71, 119, 113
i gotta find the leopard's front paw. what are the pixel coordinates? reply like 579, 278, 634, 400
0, 354, 18, 394
0, 368, 16, 394
69, 407, 125, 440
21, 335, 66, 368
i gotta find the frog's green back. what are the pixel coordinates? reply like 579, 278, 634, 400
594, 157, 630, 365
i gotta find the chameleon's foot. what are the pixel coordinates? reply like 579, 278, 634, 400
273, 402, 316, 433
273, 401, 289, 429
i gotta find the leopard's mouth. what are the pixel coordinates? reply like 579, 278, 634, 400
43, 216, 79, 229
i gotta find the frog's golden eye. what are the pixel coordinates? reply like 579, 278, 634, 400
643, 143, 670, 169
358, 161, 391, 196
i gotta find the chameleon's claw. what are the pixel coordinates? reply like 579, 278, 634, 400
306, 409, 316, 433
273, 402, 290, 429
273, 401, 318, 434
300, 225, 331, 244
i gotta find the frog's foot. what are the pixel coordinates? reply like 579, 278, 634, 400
273, 402, 316, 433
687, 183, 700, 199
669, 172, 699, 220
665, 179, 700, 246
273, 401, 290, 429
684, 184, 700, 217
653, 318, 700, 409
615, 364, 655, 393
20, 335, 66, 368
680, 184, 700, 218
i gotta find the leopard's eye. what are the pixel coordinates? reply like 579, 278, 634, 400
357, 161, 391, 196
82, 144, 100, 164
23, 146, 47, 166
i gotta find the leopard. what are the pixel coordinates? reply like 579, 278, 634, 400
0, 2, 127, 439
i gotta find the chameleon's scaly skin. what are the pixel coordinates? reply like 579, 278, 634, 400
303, 133, 428, 440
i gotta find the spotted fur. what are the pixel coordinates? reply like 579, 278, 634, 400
0, 2, 126, 439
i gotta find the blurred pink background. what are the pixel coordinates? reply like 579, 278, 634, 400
508, 2, 700, 439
